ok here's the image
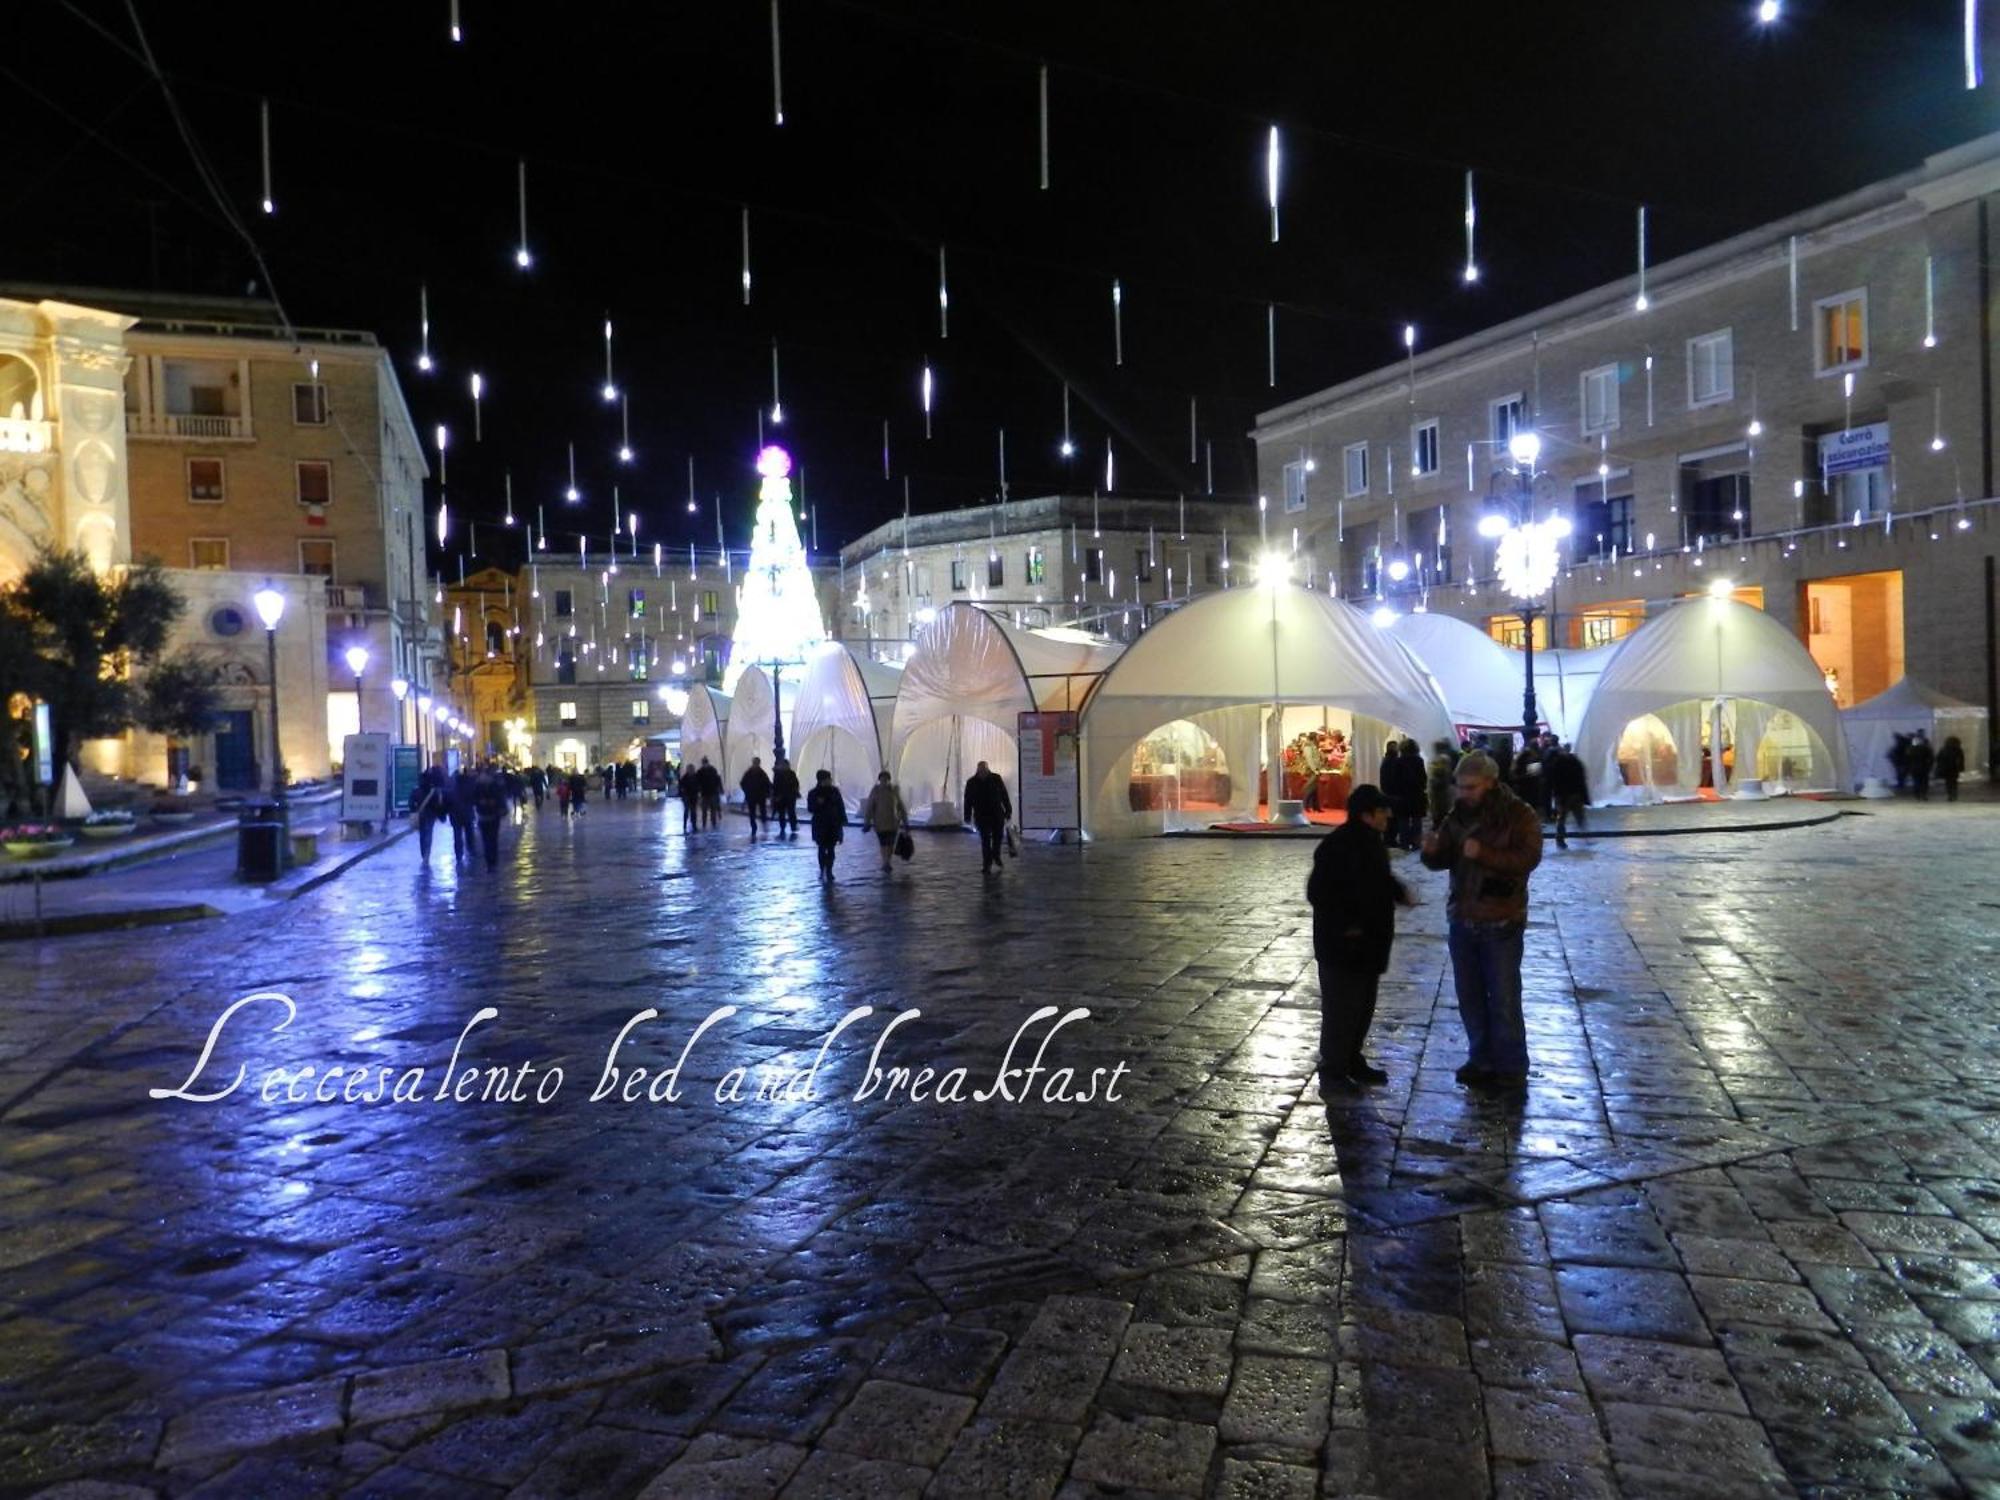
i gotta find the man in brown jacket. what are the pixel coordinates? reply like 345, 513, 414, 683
1420, 750, 1543, 1089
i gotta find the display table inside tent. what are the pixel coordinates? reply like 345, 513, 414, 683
1258, 770, 1347, 810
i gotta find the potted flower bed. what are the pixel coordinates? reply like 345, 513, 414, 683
2, 825, 75, 859
80, 810, 140, 840
151, 795, 197, 825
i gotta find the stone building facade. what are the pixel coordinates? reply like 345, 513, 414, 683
1252, 132, 2000, 742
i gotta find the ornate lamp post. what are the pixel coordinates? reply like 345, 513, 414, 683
1477, 431, 1571, 745
345, 645, 370, 733
252, 582, 291, 864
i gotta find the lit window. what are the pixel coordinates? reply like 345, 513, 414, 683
1815, 289, 1867, 374
188, 537, 229, 570
1580, 363, 1620, 434
700, 590, 720, 615
1489, 393, 1526, 448
1687, 329, 1734, 406
1282, 459, 1308, 513
628, 588, 645, 617
631, 698, 650, 723
296, 460, 332, 507
1026, 548, 1045, 584
1411, 420, 1439, 476
187, 457, 225, 503
292, 383, 328, 425
1342, 442, 1369, 498
558, 701, 578, 725
297, 539, 335, 578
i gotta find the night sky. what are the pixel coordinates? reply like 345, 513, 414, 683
9, 1, 1998, 564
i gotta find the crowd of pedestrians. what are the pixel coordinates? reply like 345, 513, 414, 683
1887, 729, 1968, 802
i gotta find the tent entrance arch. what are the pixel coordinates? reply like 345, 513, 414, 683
789, 644, 903, 816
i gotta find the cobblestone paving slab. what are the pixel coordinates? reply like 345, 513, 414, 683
2, 799, 1999, 1495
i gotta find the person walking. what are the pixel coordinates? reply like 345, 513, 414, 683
771, 757, 801, 838
740, 757, 773, 838
1306, 784, 1414, 1096
696, 757, 723, 828
1909, 731, 1935, 802
1426, 740, 1456, 831
678, 761, 700, 833
1889, 733, 1912, 792
807, 769, 846, 880
1546, 741, 1590, 849
861, 770, 909, 873
413, 755, 452, 861
1421, 750, 1544, 1091
450, 764, 479, 862
963, 759, 1014, 873
526, 764, 546, 811
555, 773, 572, 818
1937, 734, 1967, 802
473, 763, 508, 871
1394, 738, 1428, 849
567, 768, 589, 817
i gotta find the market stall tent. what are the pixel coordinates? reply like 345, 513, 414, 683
891, 603, 1122, 822
1571, 597, 1849, 801
789, 644, 904, 815
1533, 644, 1618, 744
1079, 581, 1456, 838
1841, 677, 1988, 786
1387, 611, 1528, 733
723, 666, 775, 800
677, 684, 731, 782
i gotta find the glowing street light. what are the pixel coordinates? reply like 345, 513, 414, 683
344, 644, 369, 732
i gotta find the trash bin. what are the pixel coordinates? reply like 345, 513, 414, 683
236, 800, 283, 882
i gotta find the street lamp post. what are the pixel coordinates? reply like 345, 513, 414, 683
1479, 431, 1570, 746
391, 676, 409, 744
252, 583, 291, 862
345, 645, 370, 733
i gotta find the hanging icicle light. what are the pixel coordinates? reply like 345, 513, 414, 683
771, 0, 784, 124
434, 424, 449, 485
1924, 256, 1938, 347
259, 100, 274, 215
619, 392, 634, 463
1266, 304, 1277, 387
921, 361, 934, 439
770, 341, 783, 425
1634, 206, 1649, 312
470, 373, 484, 442
686, 455, 698, 515
1111, 279, 1124, 366
600, 315, 617, 402
566, 441, 580, 503
1932, 386, 1948, 451
1757, 0, 1780, 22
1462, 170, 1480, 283
1104, 440, 1115, 493
515, 159, 532, 268
1969, 0, 1983, 89
1266, 125, 1281, 244
740, 208, 752, 305
449, 0, 462, 42
1037, 62, 1051, 190
503, 472, 515, 527
437, 500, 448, 547
416, 284, 433, 373
1060, 382, 1075, 458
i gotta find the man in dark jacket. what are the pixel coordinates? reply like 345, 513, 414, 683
1422, 751, 1543, 1090
1546, 742, 1589, 848
472, 764, 508, 871
678, 761, 700, 833
450, 766, 479, 862
740, 757, 773, 838
1306, 784, 1411, 1096
806, 769, 846, 881
695, 758, 723, 828
1394, 739, 1428, 849
413, 756, 452, 862
963, 760, 1014, 873
771, 757, 802, 837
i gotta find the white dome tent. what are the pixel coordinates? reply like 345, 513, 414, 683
1079, 580, 1456, 838
1572, 596, 1849, 802
891, 603, 1122, 823
1533, 644, 1617, 745
790, 644, 904, 815
1841, 677, 1988, 788
723, 665, 777, 800
1387, 611, 1533, 734
678, 683, 731, 783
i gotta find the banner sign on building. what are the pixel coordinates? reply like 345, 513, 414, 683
390, 744, 423, 814
340, 732, 392, 823
1818, 422, 1890, 477
1017, 711, 1081, 832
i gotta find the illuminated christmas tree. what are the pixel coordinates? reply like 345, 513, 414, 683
723, 444, 826, 696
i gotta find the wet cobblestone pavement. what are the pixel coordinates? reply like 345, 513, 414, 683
3, 798, 2000, 1497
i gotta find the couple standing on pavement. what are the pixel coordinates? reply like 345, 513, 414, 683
737, 756, 802, 838
1307, 750, 1543, 1097
412, 755, 515, 872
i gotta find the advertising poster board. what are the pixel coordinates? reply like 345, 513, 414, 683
1017, 710, 1081, 832
390, 744, 423, 814
340, 732, 392, 823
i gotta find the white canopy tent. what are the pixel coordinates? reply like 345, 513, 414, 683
1841, 677, 1988, 786
1572, 597, 1849, 802
1079, 582, 1456, 838
1533, 644, 1617, 745
790, 644, 904, 815
1387, 611, 1530, 734
677, 684, 731, 781
891, 603, 1122, 823
723, 666, 776, 800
